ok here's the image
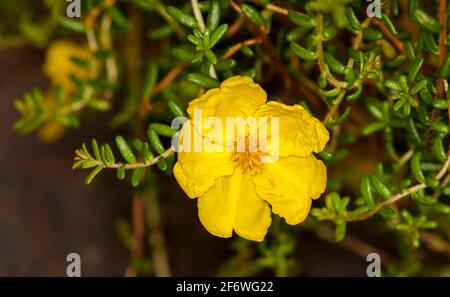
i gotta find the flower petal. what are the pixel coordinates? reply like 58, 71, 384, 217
174, 150, 233, 199
197, 168, 272, 241
253, 155, 327, 225
254, 101, 329, 157
174, 120, 234, 198
187, 76, 267, 121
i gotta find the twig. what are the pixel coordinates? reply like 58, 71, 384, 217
226, 16, 245, 38
85, 0, 116, 29
219, 38, 261, 61
348, 151, 450, 222
421, 230, 450, 258
139, 62, 188, 119
100, 14, 118, 100
316, 14, 348, 90
75, 148, 175, 170
124, 195, 145, 277
191, 0, 217, 78
322, 17, 372, 123
372, 18, 405, 54
153, 63, 188, 95
145, 189, 171, 276
303, 221, 394, 265
266, 4, 288, 15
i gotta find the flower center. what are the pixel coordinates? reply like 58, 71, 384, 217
231, 150, 262, 172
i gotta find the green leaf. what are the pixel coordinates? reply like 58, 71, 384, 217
141, 143, 155, 163
88, 99, 110, 111
215, 59, 236, 71
115, 136, 137, 164
414, 9, 442, 33
85, 166, 103, 185
384, 79, 402, 91
432, 134, 447, 162
323, 52, 348, 74
361, 175, 376, 208
108, 6, 129, 28
439, 53, 450, 79
205, 49, 217, 64
117, 165, 126, 180
432, 203, 450, 214
172, 47, 195, 61
143, 62, 158, 98
369, 174, 392, 199
167, 99, 186, 117
430, 121, 449, 134
148, 26, 173, 40
91, 139, 101, 161
59, 17, 86, 33
147, 127, 165, 154
335, 219, 346, 241
149, 123, 178, 137
327, 107, 351, 126
241, 4, 265, 27
346, 7, 361, 30
363, 28, 383, 41
131, 168, 143, 187
362, 122, 385, 135
209, 24, 228, 48
287, 10, 316, 28
206, 1, 220, 31
166, 6, 198, 28
105, 144, 115, 164
289, 42, 317, 61
346, 85, 362, 101
410, 80, 427, 95
432, 99, 449, 110
379, 205, 397, 219
412, 190, 438, 206
317, 150, 333, 161
381, 14, 397, 35
157, 157, 168, 171
411, 152, 425, 183
187, 72, 219, 88
408, 56, 424, 83
286, 27, 310, 42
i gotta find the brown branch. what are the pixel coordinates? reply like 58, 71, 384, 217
266, 4, 288, 15
124, 196, 145, 277
372, 18, 404, 54
421, 231, 450, 258
437, 0, 448, 97
139, 62, 187, 120
219, 38, 261, 61
303, 221, 394, 265
145, 189, 171, 276
85, 0, 116, 29
226, 16, 246, 38
348, 151, 450, 222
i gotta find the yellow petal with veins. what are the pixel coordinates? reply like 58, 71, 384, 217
197, 167, 272, 241
252, 155, 327, 225
187, 76, 267, 121
254, 101, 329, 157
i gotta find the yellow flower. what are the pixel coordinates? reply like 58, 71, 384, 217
174, 76, 329, 241
42, 40, 91, 91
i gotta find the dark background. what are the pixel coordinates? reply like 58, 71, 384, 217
0, 47, 366, 276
